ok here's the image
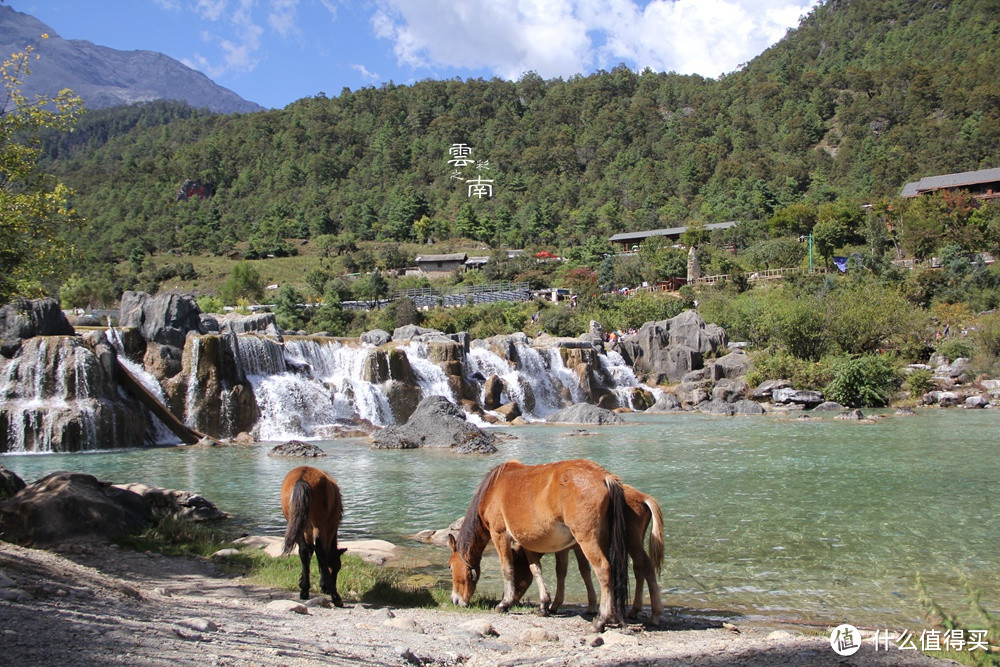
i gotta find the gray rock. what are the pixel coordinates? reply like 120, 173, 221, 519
361, 329, 392, 346
119, 291, 202, 348
268, 440, 326, 457
772, 388, 824, 407
647, 393, 682, 412
114, 483, 230, 522
0, 298, 74, 339
392, 325, 444, 342
0, 465, 26, 501
812, 401, 845, 412
895, 407, 917, 416
266, 600, 309, 614
628, 311, 726, 383
835, 409, 865, 420
198, 314, 220, 334
370, 395, 497, 453
752, 379, 792, 400
938, 391, 962, 407
732, 399, 765, 415
544, 403, 625, 425
710, 350, 752, 381
711, 378, 748, 403
681, 368, 710, 383
0, 472, 152, 546
965, 395, 990, 409
700, 399, 735, 416
218, 312, 281, 339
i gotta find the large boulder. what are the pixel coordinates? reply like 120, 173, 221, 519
647, 393, 682, 412
772, 388, 824, 408
0, 472, 152, 546
752, 379, 792, 400
361, 329, 392, 346
370, 395, 497, 453
711, 378, 748, 403
544, 403, 625, 425
119, 291, 203, 348
268, 440, 326, 457
625, 311, 726, 384
217, 312, 282, 339
710, 350, 752, 381
114, 483, 229, 522
0, 298, 74, 339
0, 465, 26, 501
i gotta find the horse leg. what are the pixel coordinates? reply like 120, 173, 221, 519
547, 549, 568, 614
525, 550, 552, 616
492, 532, 519, 613
297, 538, 313, 600
576, 538, 617, 631
573, 544, 598, 615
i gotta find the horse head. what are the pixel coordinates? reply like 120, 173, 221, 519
447, 533, 479, 606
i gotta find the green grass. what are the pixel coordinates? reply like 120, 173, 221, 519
116, 517, 514, 610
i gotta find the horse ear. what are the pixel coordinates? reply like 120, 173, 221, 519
470, 568, 479, 582
338, 547, 347, 555
447, 533, 457, 551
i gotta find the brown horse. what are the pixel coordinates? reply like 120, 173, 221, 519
447, 459, 630, 631
280, 466, 346, 606
511, 484, 665, 622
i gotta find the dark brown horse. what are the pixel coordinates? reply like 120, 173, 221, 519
448, 459, 630, 631
281, 466, 346, 606
511, 484, 665, 622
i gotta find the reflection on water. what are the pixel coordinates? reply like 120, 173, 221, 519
4, 410, 998, 627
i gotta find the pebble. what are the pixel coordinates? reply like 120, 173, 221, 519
211, 548, 240, 558
0, 588, 29, 601
519, 627, 559, 644
153, 587, 170, 597
304, 596, 331, 608
460, 619, 498, 638
266, 600, 309, 614
0, 573, 15, 587
601, 630, 639, 646
177, 618, 218, 633
767, 630, 797, 641
384, 616, 425, 634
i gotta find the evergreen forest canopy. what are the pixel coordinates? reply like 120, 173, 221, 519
38, 0, 997, 273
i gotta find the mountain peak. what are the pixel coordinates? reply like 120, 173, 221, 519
0, 5, 264, 114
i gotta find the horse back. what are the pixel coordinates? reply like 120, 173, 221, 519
281, 466, 343, 535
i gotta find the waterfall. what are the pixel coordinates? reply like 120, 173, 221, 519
400, 342, 456, 403
0, 336, 139, 453
238, 337, 393, 440
513, 343, 571, 418
598, 349, 661, 408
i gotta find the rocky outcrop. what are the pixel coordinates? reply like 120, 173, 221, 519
163, 335, 259, 439
370, 396, 497, 453
0, 298, 74, 340
0, 336, 150, 452
268, 440, 326, 457
361, 329, 391, 346
218, 312, 282, 339
114, 483, 229, 522
647, 393, 682, 412
0, 472, 152, 546
544, 403, 625, 425
772, 388, 824, 408
119, 291, 203, 348
0, 465, 25, 501
622, 310, 726, 384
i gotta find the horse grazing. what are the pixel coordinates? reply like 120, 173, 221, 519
448, 459, 630, 631
511, 484, 665, 622
280, 466, 346, 606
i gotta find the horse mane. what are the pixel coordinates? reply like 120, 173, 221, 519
456, 461, 510, 558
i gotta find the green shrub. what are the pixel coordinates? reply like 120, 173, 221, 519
824, 354, 901, 407
903, 368, 934, 397
744, 348, 833, 391
196, 295, 225, 315
937, 338, 975, 361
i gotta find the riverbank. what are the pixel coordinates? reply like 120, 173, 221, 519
0, 540, 956, 666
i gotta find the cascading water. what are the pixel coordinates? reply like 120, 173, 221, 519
106, 330, 181, 445
598, 349, 660, 408
400, 342, 457, 403
513, 343, 573, 418
237, 336, 393, 440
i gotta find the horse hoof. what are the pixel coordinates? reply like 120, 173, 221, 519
495, 602, 511, 614
332, 597, 344, 608
299, 591, 309, 600
539, 605, 550, 617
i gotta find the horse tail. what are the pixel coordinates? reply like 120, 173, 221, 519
605, 476, 629, 625
282, 479, 311, 556
645, 496, 665, 578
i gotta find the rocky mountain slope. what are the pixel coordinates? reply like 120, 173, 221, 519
0, 6, 263, 114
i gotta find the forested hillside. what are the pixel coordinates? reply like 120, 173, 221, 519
41, 0, 998, 276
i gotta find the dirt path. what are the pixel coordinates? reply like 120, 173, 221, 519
0, 541, 957, 666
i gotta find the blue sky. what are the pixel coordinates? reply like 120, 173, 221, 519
8, 0, 820, 110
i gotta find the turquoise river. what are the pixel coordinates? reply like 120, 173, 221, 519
3, 409, 998, 629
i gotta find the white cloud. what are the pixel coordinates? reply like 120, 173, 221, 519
268, 0, 301, 38
373, 0, 818, 80
352, 64, 381, 80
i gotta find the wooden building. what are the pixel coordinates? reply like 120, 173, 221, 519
900, 167, 1000, 201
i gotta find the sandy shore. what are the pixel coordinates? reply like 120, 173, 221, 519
0, 540, 957, 666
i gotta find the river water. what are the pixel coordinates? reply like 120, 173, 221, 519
3, 409, 997, 628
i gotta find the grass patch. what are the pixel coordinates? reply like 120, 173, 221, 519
118, 518, 522, 611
